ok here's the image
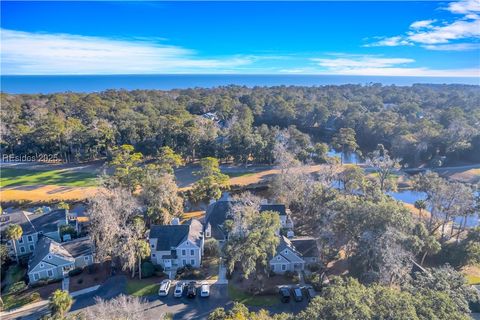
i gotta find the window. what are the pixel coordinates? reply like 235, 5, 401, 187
40, 263, 44, 268
151, 244, 154, 248
183, 259, 187, 266
272, 264, 276, 271
47, 255, 52, 259
20, 246, 25, 253
284, 250, 288, 254
29, 245, 34, 251
27, 235, 33, 242
277, 256, 281, 260
7, 240, 11, 245
18, 237, 23, 244
33, 273, 39, 281
190, 259, 195, 266
182, 249, 186, 256
281, 264, 286, 271
152, 253, 156, 258
84, 256, 89, 261
47, 270, 53, 277
190, 249, 194, 256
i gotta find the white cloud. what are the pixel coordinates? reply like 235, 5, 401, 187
422, 42, 480, 51
447, 0, 480, 14
0, 29, 255, 74
308, 54, 479, 77
364, 36, 412, 47
407, 19, 480, 44
366, 0, 480, 50
410, 20, 436, 29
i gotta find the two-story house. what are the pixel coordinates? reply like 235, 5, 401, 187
27, 236, 94, 284
204, 198, 294, 242
0, 209, 73, 259
149, 219, 204, 272
269, 235, 320, 274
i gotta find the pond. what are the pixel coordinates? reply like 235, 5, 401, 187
327, 149, 364, 164
388, 190, 479, 228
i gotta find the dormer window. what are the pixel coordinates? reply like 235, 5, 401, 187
40, 263, 44, 268
277, 256, 281, 260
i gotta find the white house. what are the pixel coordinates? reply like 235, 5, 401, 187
28, 236, 94, 284
269, 236, 319, 274
149, 219, 204, 271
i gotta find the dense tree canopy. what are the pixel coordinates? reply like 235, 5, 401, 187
2, 84, 479, 166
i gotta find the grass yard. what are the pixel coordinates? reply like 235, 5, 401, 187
126, 279, 160, 297
0, 168, 98, 187
227, 283, 278, 307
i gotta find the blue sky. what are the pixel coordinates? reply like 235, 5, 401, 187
1, 1, 479, 76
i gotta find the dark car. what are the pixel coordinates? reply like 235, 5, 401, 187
305, 286, 316, 301
292, 287, 303, 302
279, 287, 291, 303
187, 281, 197, 298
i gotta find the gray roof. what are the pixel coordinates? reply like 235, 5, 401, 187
275, 236, 305, 263
0, 211, 36, 234
290, 237, 319, 258
204, 200, 232, 241
28, 236, 74, 270
62, 237, 93, 257
0, 209, 67, 236
150, 219, 203, 251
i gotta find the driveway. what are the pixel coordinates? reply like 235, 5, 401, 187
137, 284, 307, 320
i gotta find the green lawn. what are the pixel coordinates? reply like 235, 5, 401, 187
0, 168, 98, 187
126, 280, 160, 297
227, 283, 278, 307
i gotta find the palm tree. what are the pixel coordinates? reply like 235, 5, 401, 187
49, 289, 73, 318
5, 224, 23, 263
414, 200, 427, 221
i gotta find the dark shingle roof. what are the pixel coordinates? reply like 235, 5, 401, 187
150, 219, 203, 251
204, 200, 232, 241
0, 211, 36, 234
62, 237, 93, 257
290, 237, 319, 258
0, 209, 67, 236
28, 236, 73, 270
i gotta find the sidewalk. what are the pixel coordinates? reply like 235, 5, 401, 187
0, 284, 100, 319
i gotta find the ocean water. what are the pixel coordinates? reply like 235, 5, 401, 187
1, 74, 479, 94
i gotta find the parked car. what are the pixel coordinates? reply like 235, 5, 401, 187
305, 286, 316, 300
174, 281, 185, 298
292, 287, 303, 302
158, 280, 172, 297
187, 281, 197, 298
279, 287, 291, 303
200, 283, 210, 297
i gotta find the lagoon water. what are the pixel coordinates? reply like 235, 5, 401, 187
2, 74, 479, 94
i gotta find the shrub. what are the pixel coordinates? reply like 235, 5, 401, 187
68, 268, 83, 277
204, 239, 220, 257
284, 270, 295, 279
154, 264, 164, 272
6, 281, 27, 294
308, 263, 321, 272
141, 261, 155, 278
30, 292, 41, 302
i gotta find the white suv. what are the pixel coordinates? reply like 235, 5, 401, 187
158, 280, 172, 297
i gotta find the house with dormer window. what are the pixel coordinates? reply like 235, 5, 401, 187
269, 235, 320, 274
148, 219, 204, 272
